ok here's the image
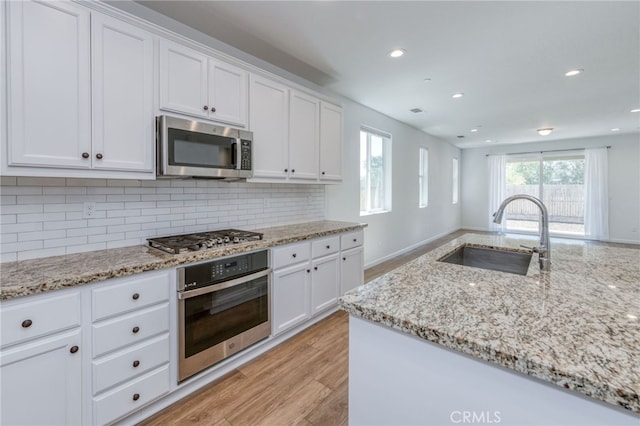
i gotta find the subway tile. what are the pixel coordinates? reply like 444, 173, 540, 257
124, 201, 156, 209
0, 177, 18, 186
44, 220, 87, 230
124, 187, 155, 195
17, 177, 66, 186
0, 252, 17, 262
18, 195, 65, 204
96, 202, 125, 211
87, 218, 125, 227
1, 215, 17, 224
44, 236, 87, 249
43, 187, 86, 195
18, 212, 66, 223
141, 194, 170, 201
108, 179, 140, 187
66, 178, 107, 187
170, 219, 196, 227
87, 186, 125, 195
2, 240, 43, 253
66, 194, 106, 203
1, 234, 18, 243
107, 209, 141, 218
107, 238, 142, 249
66, 242, 106, 254
3, 186, 43, 195
89, 233, 125, 243
66, 226, 107, 237
107, 224, 140, 233
0, 195, 17, 205
107, 194, 142, 202
44, 203, 82, 213
18, 247, 66, 261
2, 222, 43, 233
19, 230, 66, 242
126, 216, 156, 224
141, 221, 171, 230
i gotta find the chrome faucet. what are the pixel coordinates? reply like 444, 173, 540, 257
493, 194, 551, 272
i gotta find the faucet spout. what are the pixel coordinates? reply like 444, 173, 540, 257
492, 194, 551, 272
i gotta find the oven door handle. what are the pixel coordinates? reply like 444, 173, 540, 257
178, 268, 271, 300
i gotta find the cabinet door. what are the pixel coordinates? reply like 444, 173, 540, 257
0, 329, 82, 426
159, 40, 208, 118
288, 90, 319, 180
311, 254, 340, 315
272, 263, 311, 335
92, 13, 154, 172
249, 75, 289, 179
209, 59, 248, 127
319, 102, 343, 182
341, 247, 364, 294
7, 0, 91, 168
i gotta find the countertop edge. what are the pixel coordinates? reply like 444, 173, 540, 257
0, 221, 367, 302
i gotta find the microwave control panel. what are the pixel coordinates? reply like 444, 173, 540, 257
240, 140, 251, 170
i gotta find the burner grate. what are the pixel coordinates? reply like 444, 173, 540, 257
147, 229, 263, 254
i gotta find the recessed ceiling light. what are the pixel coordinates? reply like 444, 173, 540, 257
423, 77, 432, 82
611, 128, 620, 132
471, 128, 478, 132
565, 69, 583, 77
537, 128, 553, 136
631, 108, 640, 113
452, 93, 464, 99
389, 49, 405, 58
485, 139, 492, 143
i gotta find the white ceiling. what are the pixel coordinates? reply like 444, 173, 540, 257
135, 1, 640, 149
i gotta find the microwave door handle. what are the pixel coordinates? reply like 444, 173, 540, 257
231, 141, 238, 169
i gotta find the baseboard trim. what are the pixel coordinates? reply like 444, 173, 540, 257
365, 227, 462, 269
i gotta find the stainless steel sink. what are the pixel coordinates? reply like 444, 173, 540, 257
438, 245, 532, 276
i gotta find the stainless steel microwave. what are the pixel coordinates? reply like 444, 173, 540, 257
156, 115, 253, 179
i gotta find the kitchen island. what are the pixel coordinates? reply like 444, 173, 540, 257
340, 233, 639, 425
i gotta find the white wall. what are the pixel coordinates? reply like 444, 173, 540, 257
326, 101, 461, 266
461, 133, 640, 244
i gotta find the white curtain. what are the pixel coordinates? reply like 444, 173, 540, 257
488, 155, 507, 231
584, 148, 609, 240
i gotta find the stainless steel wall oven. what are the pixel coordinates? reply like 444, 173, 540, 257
177, 250, 270, 382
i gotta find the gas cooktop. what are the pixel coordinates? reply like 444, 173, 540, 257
147, 229, 263, 254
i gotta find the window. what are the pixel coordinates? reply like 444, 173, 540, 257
452, 158, 459, 204
505, 153, 585, 236
419, 148, 429, 207
360, 127, 391, 215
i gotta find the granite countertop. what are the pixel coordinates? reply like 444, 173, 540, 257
0, 220, 366, 301
339, 233, 640, 414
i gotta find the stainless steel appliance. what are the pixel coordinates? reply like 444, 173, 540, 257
156, 115, 253, 179
176, 249, 270, 382
147, 229, 263, 254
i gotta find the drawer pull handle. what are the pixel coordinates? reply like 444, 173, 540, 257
314, 266, 318, 271
70, 346, 79, 354
306, 269, 310, 273
326, 245, 330, 249
133, 393, 140, 401
132, 326, 140, 334
132, 360, 140, 368
292, 253, 297, 258
343, 257, 346, 261
132, 293, 140, 300
21, 319, 32, 328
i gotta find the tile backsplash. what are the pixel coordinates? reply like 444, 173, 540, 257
0, 177, 325, 262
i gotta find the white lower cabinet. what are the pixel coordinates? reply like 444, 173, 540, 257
272, 232, 362, 335
91, 270, 171, 425
0, 289, 82, 426
0, 329, 82, 426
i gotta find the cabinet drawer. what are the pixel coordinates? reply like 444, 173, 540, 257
92, 270, 170, 322
92, 334, 169, 395
341, 230, 364, 251
1, 292, 80, 348
93, 365, 170, 426
92, 304, 169, 357
312, 236, 340, 258
272, 241, 311, 269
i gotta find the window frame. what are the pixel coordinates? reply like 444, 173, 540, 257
359, 126, 392, 216
419, 147, 429, 208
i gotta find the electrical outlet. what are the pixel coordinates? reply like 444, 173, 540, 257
83, 202, 96, 218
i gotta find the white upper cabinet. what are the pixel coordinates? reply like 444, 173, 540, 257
7, 0, 91, 168
288, 90, 319, 181
92, 13, 154, 172
319, 102, 343, 182
249, 74, 289, 179
159, 40, 248, 127
4, 0, 155, 178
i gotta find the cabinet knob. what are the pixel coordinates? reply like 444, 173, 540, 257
70, 346, 79, 354
322, 171, 326, 175
353, 238, 357, 242
284, 169, 288, 173
82, 152, 89, 159
95, 153, 103, 160
133, 360, 140, 368
343, 257, 346, 261
306, 269, 310, 273
326, 245, 330, 249
211, 107, 216, 113
132, 326, 140, 334
203, 105, 209, 111
133, 393, 140, 401
292, 253, 297, 258
291, 169, 295, 173
132, 293, 140, 300
314, 266, 318, 271
21, 319, 32, 328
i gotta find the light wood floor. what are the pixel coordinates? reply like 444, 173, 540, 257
139, 230, 469, 426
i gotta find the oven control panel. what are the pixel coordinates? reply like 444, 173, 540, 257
180, 250, 268, 291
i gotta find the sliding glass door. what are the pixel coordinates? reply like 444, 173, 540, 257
505, 153, 585, 236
